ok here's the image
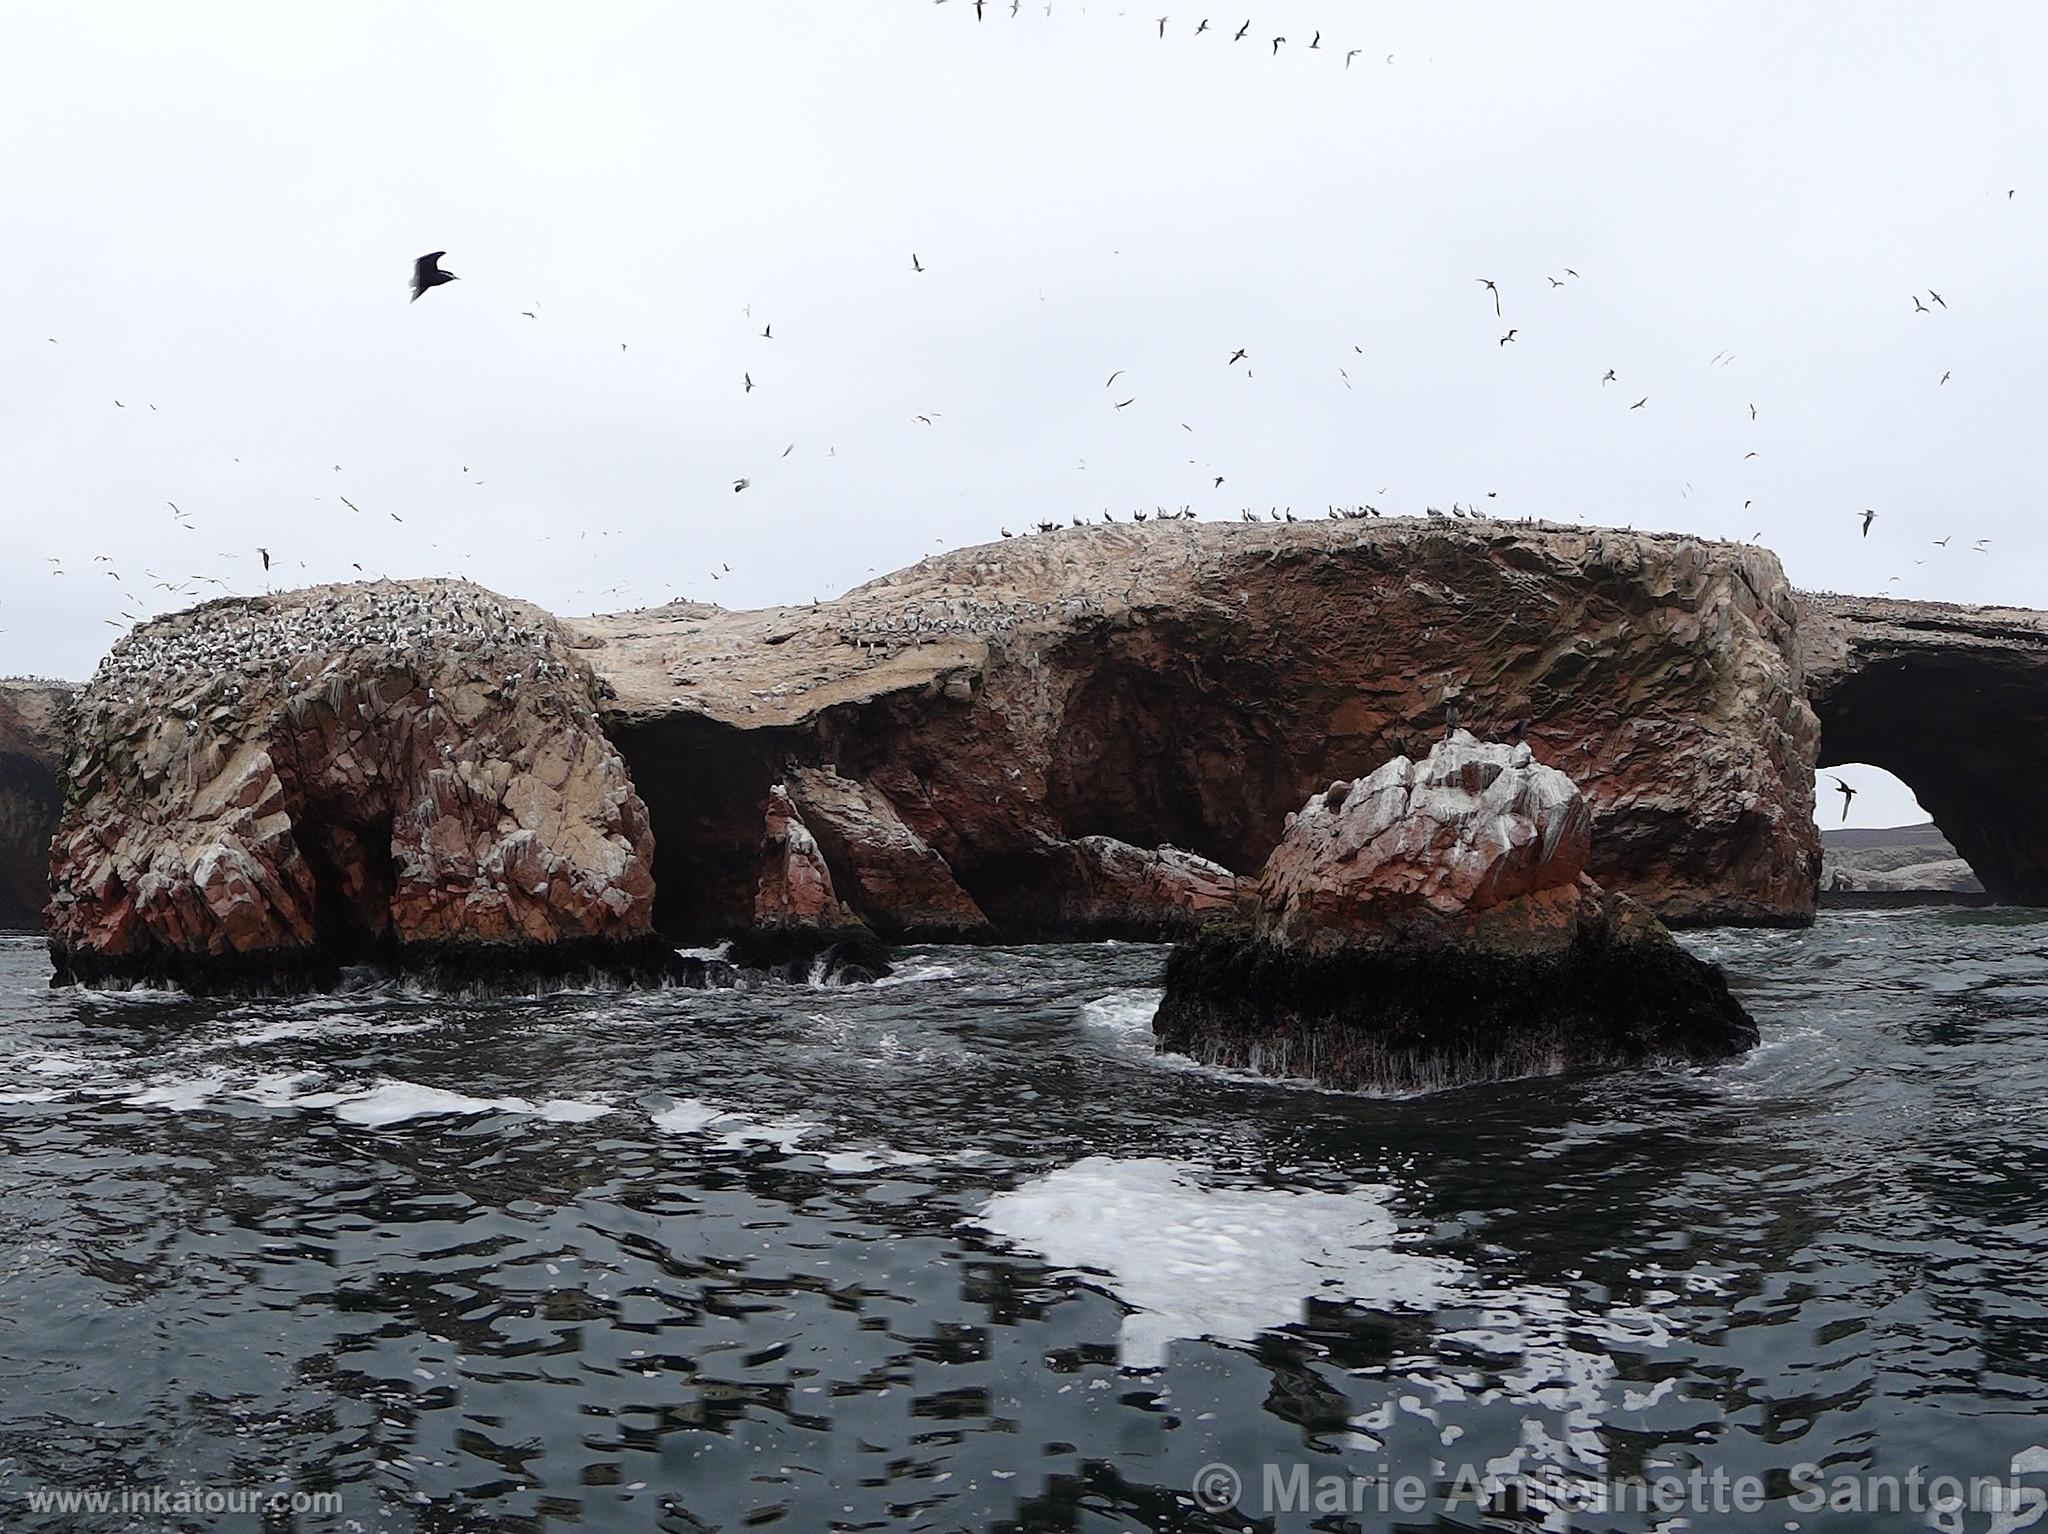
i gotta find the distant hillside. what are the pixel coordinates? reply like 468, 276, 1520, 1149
1820, 822, 1982, 894
1821, 822, 1957, 852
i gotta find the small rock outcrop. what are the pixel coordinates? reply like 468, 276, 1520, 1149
1152, 734, 1758, 1092
738, 783, 890, 983
1050, 836, 1249, 939
46, 581, 676, 993
781, 767, 993, 939
0, 680, 73, 928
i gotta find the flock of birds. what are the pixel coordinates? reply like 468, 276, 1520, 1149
16, 7, 2028, 838
79, 585, 583, 738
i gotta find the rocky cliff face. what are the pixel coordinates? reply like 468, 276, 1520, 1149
46, 581, 667, 992
1801, 595, 2048, 902
0, 680, 73, 928
577, 521, 1821, 935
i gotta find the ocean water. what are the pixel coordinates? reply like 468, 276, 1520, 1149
1, 913, 2045, 1532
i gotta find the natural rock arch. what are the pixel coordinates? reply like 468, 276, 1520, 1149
1800, 595, 2048, 903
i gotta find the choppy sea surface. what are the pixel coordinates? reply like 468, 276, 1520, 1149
2, 912, 2047, 1532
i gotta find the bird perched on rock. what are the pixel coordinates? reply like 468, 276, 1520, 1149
410, 252, 457, 302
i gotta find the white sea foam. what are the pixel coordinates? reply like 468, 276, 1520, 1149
650, 1096, 932, 1171
974, 1155, 1464, 1369
1076, 988, 1163, 1037
332, 1080, 613, 1128
228, 1015, 434, 1047
871, 962, 959, 988
124, 1072, 231, 1112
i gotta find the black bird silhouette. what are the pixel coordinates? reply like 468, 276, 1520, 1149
911, 253, 925, 273
1929, 289, 1946, 308
1309, 30, 1320, 47
1499, 329, 1517, 346
1228, 348, 1247, 365
1105, 369, 1124, 387
1194, 17, 1208, 32
410, 252, 457, 302
1861, 509, 1877, 537
1345, 48, 1359, 66
1750, 402, 1757, 419
1630, 397, 1648, 409
1157, 15, 1167, 37
1829, 776, 1857, 823
1941, 370, 1951, 385
1913, 295, 1929, 313
1270, 34, 1284, 53
761, 324, 773, 339
744, 372, 755, 393
1114, 398, 1135, 409
1214, 476, 1224, 487
1601, 369, 1617, 385
1234, 18, 1249, 39
1477, 277, 1500, 316
1934, 536, 1952, 546
258, 547, 271, 572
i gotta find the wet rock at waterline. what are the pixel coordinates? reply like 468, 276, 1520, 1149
1152, 734, 1758, 1091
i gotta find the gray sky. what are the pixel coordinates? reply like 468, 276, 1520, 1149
4, 3, 2041, 830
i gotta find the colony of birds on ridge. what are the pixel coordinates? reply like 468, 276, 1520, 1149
24, 8, 2023, 820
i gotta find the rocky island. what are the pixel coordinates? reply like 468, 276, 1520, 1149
44, 582, 678, 993
1151, 733, 1758, 1091
12, 520, 2047, 993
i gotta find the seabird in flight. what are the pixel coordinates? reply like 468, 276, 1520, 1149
1828, 776, 1857, 823
1861, 509, 1877, 537
1477, 277, 1500, 316
411, 252, 457, 302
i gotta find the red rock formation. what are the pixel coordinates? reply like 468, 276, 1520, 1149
1802, 594, 2048, 903
0, 680, 72, 928
1153, 735, 1758, 1092
754, 785, 856, 928
781, 767, 992, 938
1258, 734, 1594, 955
47, 581, 667, 992
1051, 836, 1249, 938
576, 522, 1821, 933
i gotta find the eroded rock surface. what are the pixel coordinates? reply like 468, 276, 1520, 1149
47, 581, 669, 992
576, 521, 1821, 935
1801, 595, 2048, 902
0, 680, 73, 928
1050, 836, 1248, 939
1152, 735, 1758, 1092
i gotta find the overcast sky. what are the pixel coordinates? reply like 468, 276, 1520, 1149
4, 3, 2041, 829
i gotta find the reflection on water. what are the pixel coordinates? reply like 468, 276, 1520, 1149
0, 911, 2044, 1530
